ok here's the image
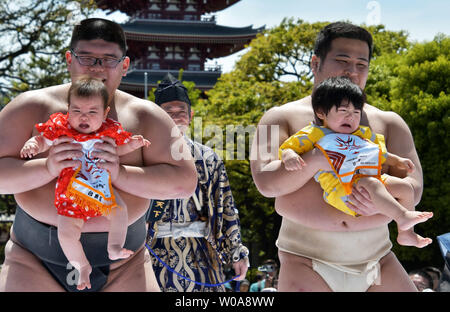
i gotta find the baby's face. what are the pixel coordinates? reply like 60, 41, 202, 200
68, 96, 108, 134
319, 100, 361, 134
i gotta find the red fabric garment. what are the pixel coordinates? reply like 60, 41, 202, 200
36, 112, 132, 144
36, 112, 132, 221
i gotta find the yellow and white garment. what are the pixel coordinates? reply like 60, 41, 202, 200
279, 123, 388, 216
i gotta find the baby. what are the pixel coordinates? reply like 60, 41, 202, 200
21, 77, 150, 290
280, 77, 432, 248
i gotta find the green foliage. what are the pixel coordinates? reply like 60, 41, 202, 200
0, 0, 96, 105
365, 24, 411, 57
365, 36, 450, 269
236, 18, 329, 82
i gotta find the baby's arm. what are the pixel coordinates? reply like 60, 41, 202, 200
116, 135, 151, 156
385, 152, 415, 175
20, 134, 51, 158
281, 148, 307, 171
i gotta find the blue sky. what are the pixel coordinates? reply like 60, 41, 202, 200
212, 0, 450, 72
103, 0, 450, 73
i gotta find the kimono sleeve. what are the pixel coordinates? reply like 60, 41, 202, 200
279, 123, 325, 159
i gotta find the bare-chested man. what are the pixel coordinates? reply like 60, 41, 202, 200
0, 18, 197, 292
250, 22, 421, 292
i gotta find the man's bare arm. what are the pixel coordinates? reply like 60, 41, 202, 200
385, 111, 423, 205
96, 105, 197, 200
0, 94, 82, 194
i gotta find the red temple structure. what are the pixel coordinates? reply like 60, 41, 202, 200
95, 0, 264, 97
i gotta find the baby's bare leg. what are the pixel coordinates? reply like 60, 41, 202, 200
384, 176, 432, 248
357, 177, 432, 228
356, 177, 432, 247
57, 215, 92, 290
107, 190, 134, 260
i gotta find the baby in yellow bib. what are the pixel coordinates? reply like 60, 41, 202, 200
280, 77, 432, 248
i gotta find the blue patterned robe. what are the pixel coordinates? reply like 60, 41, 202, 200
146, 138, 248, 292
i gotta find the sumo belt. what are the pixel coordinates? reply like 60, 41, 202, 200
156, 221, 207, 239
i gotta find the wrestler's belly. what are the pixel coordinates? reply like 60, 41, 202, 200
276, 180, 355, 231
277, 179, 391, 232
15, 181, 150, 231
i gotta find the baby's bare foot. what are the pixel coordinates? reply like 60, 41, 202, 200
74, 264, 92, 290
397, 229, 432, 248
397, 211, 433, 231
108, 245, 134, 260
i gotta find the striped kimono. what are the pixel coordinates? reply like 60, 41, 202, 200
146, 138, 248, 292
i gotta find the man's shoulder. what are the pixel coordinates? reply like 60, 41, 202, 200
364, 103, 405, 126
268, 96, 311, 114
116, 90, 163, 118
3, 84, 69, 117
259, 96, 312, 125
365, 103, 399, 118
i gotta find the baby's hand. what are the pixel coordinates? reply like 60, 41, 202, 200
129, 135, 151, 149
397, 157, 415, 174
281, 149, 306, 171
20, 143, 39, 159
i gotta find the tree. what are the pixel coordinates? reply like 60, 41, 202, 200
0, 0, 96, 106
366, 35, 450, 269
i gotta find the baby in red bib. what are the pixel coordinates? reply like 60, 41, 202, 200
20, 77, 150, 290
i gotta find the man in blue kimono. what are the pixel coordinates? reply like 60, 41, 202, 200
146, 74, 249, 291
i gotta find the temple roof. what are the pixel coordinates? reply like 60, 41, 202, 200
120, 69, 221, 92
95, 0, 241, 16
122, 19, 264, 44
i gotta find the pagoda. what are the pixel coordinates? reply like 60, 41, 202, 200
95, 0, 264, 97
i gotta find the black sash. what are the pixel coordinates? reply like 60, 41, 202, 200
13, 206, 146, 292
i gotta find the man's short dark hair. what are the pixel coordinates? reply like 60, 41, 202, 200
312, 76, 366, 117
70, 18, 127, 55
314, 22, 373, 61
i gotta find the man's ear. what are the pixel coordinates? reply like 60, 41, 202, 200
121, 56, 130, 77
66, 50, 73, 68
104, 106, 111, 120
190, 108, 194, 120
311, 55, 320, 74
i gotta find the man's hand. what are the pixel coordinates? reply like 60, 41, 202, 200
347, 185, 379, 216
232, 258, 249, 281
46, 136, 83, 177
93, 136, 121, 182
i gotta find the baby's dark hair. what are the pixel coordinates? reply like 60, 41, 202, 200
70, 18, 127, 55
68, 77, 109, 110
312, 76, 366, 117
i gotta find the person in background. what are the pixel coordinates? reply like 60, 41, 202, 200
250, 259, 278, 292
423, 266, 442, 291
408, 269, 434, 292
239, 279, 250, 292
